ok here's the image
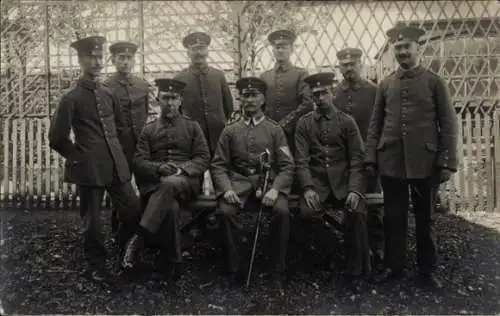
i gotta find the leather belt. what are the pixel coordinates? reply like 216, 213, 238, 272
233, 165, 259, 176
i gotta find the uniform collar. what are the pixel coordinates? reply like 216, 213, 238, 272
113, 72, 134, 85
78, 76, 99, 90
396, 64, 424, 78
190, 62, 209, 74
244, 115, 266, 127
340, 78, 363, 91
274, 61, 292, 73
160, 111, 181, 124
313, 108, 335, 121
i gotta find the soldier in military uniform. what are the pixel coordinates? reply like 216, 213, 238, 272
121, 78, 210, 273
174, 32, 234, 155
49, 36, 141, 258
332, 48, 384, 270
365, 26, 458, 289
211, 77, 295, 284
105, 41, 156, 235
295, 72, 370, 278
260, 29, 313, 155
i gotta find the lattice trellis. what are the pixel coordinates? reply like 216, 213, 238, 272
0, 0, 499, 212
237, 1, 499, 100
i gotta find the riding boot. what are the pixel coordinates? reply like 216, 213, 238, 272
122, 234, 144, 269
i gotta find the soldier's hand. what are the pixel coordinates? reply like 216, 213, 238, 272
438, 168, 453, 184
304, 189, 321, 212
158, 162, 177, 176
345, 192, 362, 212
224, 190, 242, 207
262, 188, 279, 207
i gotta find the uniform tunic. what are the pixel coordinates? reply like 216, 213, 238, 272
174, 64, 234, 154
295, 110, 365, 201
260, 62, 313, 134
49, 77, 131, 186
365, 65, 458, 179
211, 117, 295, 199
133, 114, 210, 198
105, 73, 152, 161
332, 78, 377, 141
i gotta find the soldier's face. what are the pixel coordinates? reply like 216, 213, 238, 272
272, 41, 293, 62
313, 87, 334, 109
241, 91, 265, 114
79, 53, 103, 77
188, 45, 208, 64
339, 60, 361, 81
158, 92, 182, 116
112, 54, 135, 73
393, 41, 419, 68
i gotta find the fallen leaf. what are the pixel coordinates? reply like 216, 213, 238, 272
208, 304, 224, 311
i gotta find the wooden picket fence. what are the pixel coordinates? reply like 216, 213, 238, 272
1, 102, 499, 212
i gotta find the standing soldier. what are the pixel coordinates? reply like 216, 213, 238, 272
174, 31, 234, 156
211, 77, 294, 285
121, 78, 210, 276
48, 36, 141, 259
365, 26, 458, 289
105, 41, 156, 235
332, 48, 384, 270
260, 29, 313, 154
295, 72, 371, 279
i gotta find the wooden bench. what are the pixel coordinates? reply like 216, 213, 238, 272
179, 193, 384, 235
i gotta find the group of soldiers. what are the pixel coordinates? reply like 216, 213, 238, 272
48, 25, 458, 291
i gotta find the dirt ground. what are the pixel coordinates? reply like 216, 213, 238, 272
0, 209, 499, 315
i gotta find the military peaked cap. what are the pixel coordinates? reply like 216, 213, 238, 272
268, 29, 297, 45
236, 77, 267, 94
304, 72, 336, 92
109, 41, 138, 55
182, 32, 211, 48
386, 25, 425, 44
337, 47, 363, 63
155, 78, 186, 94
70, 36, 106, 55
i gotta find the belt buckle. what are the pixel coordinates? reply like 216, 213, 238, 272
248, 168, 256, 175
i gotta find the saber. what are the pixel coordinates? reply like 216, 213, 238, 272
245, 148, 271, 288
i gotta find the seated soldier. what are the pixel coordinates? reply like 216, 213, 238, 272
295, 72, 371, 279
121, 78, 210, 276
211, 77, 295, 285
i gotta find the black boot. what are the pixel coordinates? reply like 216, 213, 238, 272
122, 234, 144, 269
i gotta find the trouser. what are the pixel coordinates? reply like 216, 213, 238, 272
380, 176, 438, 275
215, 191, 290, 273
299, 193, 371, 276
365, 171, 384, 257
139, 176, 190, 263
111, 140, 138, 235
78, 180, 141, 245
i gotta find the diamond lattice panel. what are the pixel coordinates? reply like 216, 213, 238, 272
244, 0, 499, 92
1, 3, 49, 116
141, 1, 235, 83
